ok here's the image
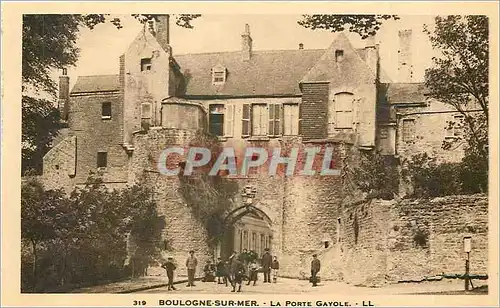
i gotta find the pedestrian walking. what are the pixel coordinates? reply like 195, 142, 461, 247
230, 254, 246, 292
161, 257, 177, 291
261, 248, 272, 283
310, 254, 321, 287
185, 250, 198, 287
271, 256, 280, 283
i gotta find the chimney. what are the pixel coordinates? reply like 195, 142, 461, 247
299, 43, 304, 50
364, 34, 379, 79
58, 68, 69, 122
156, 15, 171, 53
241, 24, 252, 61
398, 29, 413, 82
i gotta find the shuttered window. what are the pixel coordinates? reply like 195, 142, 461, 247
224, 104, 235, 137
334, 93, 354, 128
268, 104, 282, 136
252, 104, 268, 136
209, 104, 224, 137
242, 104, 251, 137
283, 104, 299, 135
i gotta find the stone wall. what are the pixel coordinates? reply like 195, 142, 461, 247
69, 92, 129, 185
341, 194, 488, 286
396, 99, 466, 164
129, 128, 213, 276
42, 135, 77, 192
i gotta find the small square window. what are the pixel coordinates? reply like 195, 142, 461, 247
97, 152, 107, 168
141, 58, 152, 71
335, 50, 344, 62
102, 102, 111, 119
212, 67, 226, 85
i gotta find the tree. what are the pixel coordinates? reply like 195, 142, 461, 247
21, 177, 66, 290
298, 15, 399, 38
22, 14, 201, 175
424, 15, 489, 193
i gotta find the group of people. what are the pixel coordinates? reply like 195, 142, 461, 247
161, 249, 321, 292
161, 248, 280, 292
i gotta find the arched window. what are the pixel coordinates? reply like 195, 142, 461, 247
334, 92, 354, 128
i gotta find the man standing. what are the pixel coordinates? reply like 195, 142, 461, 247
185, 250, 198, 287
310, 254, 321, 287
161, 257, 177, 291
261, 248, 272, 283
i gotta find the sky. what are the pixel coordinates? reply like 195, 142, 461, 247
61, 14, 439, 89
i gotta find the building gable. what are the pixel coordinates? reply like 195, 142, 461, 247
301, 33, 377, 87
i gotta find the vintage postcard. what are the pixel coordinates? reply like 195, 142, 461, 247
1, 1, 499, 307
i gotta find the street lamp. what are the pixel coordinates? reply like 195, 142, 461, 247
463, 236, 472, 291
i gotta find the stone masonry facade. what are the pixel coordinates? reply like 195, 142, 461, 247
39, 19, 488, 286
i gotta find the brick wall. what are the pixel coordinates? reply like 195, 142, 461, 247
300, 83, 329, 140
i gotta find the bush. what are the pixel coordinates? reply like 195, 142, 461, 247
21, 175, 164, 292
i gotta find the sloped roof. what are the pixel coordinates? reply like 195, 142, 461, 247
69, 47, 391, 96
385, 83, 427, 104
71, 75, 119, 94
301, 33, 381, 87
174, 49, 324, 97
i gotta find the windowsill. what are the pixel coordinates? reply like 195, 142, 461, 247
101, 116, 111, 120
218, 136, 228, 141
247, 136, 270, 141
97, 167, 107, 172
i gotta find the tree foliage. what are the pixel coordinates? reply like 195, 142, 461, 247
21, 175, 164, 292
350, 151, 400, 200
298, 15, 399, 38
424, 15, 489, 192
402, 153, 487, 198
177, 132, 239, 246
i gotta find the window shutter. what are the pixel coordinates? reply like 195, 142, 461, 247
224, 104, 235, 137
298, 103, 303, 135
274, 104, 282, 136
268, 104, 275, 136
242, 104, 251, 137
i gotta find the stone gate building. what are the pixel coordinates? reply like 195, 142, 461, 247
41, 17, 487, 285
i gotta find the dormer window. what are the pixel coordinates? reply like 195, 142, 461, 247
335, 50, 344, 62
212, 66, 227, 85
141, 58, 152, 71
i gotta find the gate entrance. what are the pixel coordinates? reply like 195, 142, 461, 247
219, 205, 273, 259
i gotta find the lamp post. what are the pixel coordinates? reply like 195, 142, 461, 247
463, 236, 472, 291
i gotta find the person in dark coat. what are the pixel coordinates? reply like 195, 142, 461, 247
310, 254, 321, 287
261, 248, 273, 283
161, 257, 177, 291
230, 255, 246, 292
216, 257, 225, 284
